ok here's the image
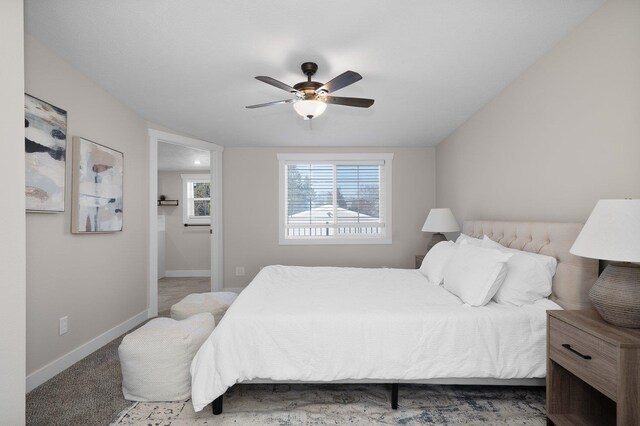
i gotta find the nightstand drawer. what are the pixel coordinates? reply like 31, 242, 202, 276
549, 316, 617, 399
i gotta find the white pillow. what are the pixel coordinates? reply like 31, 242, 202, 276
419, 241, 457, 284
443, 244, 513, 306
481, 236, 557, 305
455, 233, 484, 247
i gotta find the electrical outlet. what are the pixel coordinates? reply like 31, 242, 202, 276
59, 316, 68, 336
235, 266, 245, 276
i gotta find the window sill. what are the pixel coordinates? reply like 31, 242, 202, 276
279, 236, 392, 245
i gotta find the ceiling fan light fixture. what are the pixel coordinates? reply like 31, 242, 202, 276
293, 99, 327, 120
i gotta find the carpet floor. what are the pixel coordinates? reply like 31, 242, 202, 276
26, 330, 132, 426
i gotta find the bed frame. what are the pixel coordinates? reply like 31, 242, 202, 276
211, 220, 599, 415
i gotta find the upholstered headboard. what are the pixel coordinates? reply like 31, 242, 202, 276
462, 221, 598, 310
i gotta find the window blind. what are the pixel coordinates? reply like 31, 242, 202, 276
284, 161, 386, 239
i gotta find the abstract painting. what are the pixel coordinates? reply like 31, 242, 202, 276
25, 94, 67, 212
72, 137, 124, 233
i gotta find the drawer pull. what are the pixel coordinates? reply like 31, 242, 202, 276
562, 343, 592, 360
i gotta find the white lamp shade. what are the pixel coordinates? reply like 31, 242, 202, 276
422, 208, 460, 233
293, 100, 327, 119
570, 199, 640, 262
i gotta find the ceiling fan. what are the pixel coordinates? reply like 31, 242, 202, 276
246, 62, 374, 120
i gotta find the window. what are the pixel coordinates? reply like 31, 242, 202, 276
181, 174, 211, 225
278, 153, 393, 245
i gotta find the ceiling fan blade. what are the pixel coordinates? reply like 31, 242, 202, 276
316, 71, 362, 94
255, 76, 300, 93
323, 96, 374, 108
245, 99, 295, 109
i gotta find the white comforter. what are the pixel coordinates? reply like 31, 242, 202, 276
191, 265, 560, 411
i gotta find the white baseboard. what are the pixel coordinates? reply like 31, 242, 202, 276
164, 270, 211, 278
223, 286, 245, 294
26, 310, 149, 393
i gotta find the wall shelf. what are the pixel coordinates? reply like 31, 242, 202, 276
157, 200, 179, 206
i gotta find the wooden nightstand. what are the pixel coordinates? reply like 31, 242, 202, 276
546, 310, 640, 426
415, 254, 425, 269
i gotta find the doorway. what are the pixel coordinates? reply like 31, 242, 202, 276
148, 129, 223, 318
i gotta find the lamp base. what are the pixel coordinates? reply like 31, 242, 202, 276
590, 262, 640, 328
426, 233, 448, 253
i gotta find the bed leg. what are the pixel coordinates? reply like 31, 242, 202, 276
391, 383, 398, 410
212, 395, 223, 415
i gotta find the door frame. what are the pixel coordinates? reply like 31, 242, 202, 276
148, 129, 224, 318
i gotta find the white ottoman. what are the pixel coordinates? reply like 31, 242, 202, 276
118, 313, 215, 401
171, 292, 238, 324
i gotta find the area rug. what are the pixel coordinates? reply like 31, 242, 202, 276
110, 383, 547, 425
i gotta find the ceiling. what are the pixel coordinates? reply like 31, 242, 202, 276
158, 142, 210, 172
25, 0, 604, 147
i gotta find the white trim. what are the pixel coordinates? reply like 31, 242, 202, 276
26, 310, 148, 392
222, 286, 245, 294
148, 129, 223, 152
211, 150, 224, 291
278, 158, 286, 245
148, 129, 224, 317
384, 158, 393, 243
278, 153, 393, 245
277, 153, 394, 161
164, 269, 211, 278
149, 139, 158, 317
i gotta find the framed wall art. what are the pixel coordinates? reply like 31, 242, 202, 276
71, 137, 124, 233
25, 94, 67, 212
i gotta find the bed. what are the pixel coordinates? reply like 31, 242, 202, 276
190, 221, 598, 414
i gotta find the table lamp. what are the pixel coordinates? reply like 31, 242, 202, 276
570, 199, 640, 328
422, 208, 460, 252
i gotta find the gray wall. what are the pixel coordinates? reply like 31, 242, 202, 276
0, 0, 26, 422
25, 36, 149, 375
158, 171, 211, 273
436, 0, 640, 224
223, 147, 436, 288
